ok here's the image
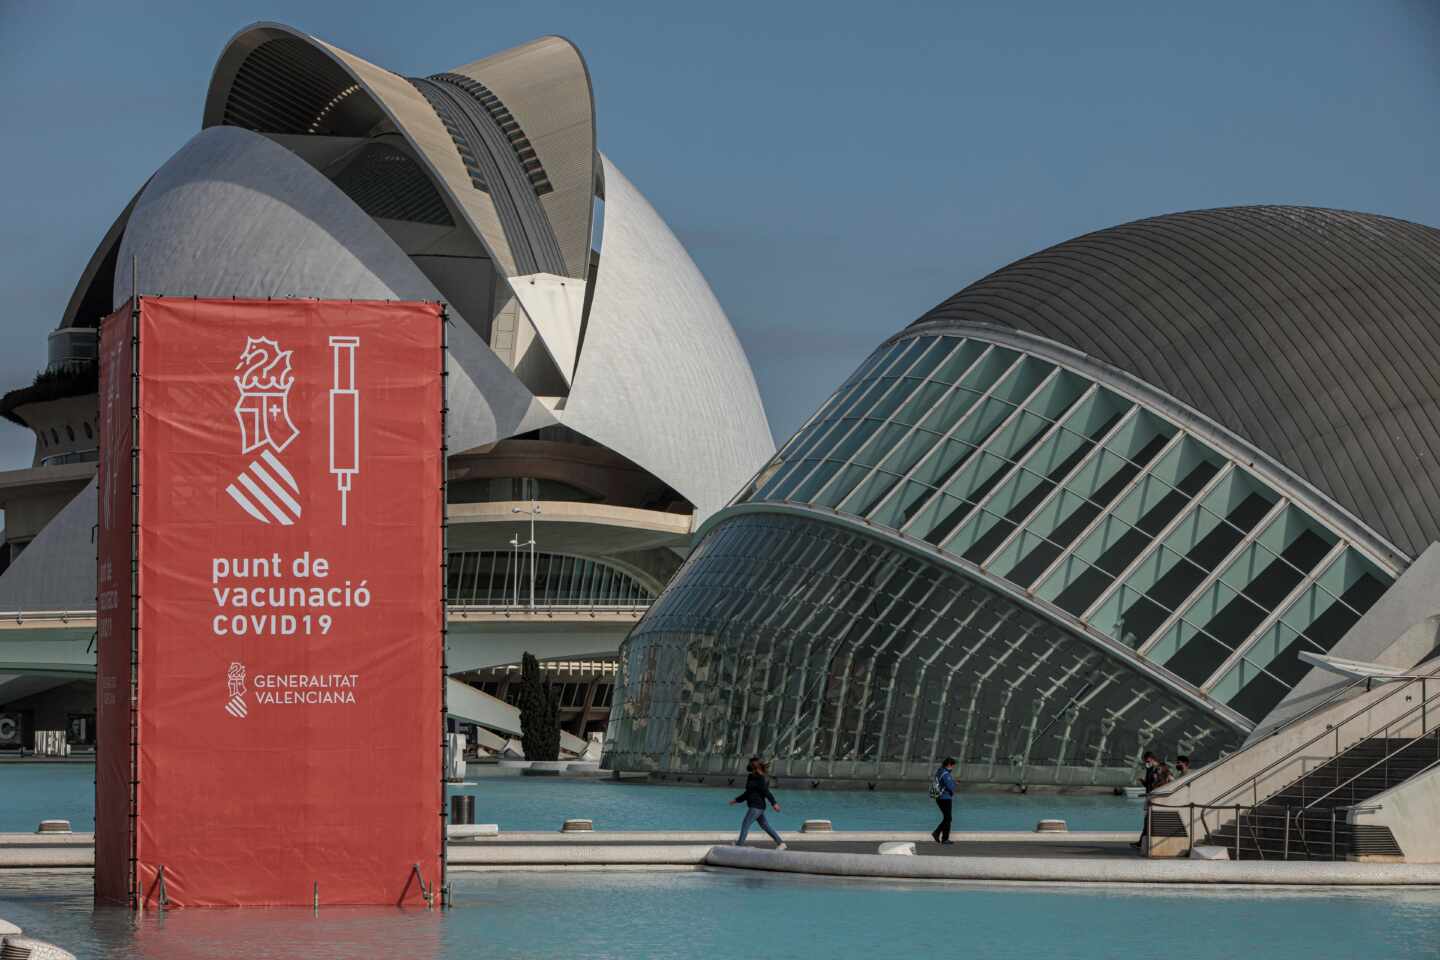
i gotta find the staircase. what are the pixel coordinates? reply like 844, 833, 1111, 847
1196, 729, 1440, 860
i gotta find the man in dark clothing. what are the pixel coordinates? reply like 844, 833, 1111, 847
1175, 755, 1192, 777
1140, 751, 1160, 794
1132, 751, 1161, 851
730, 759, 786, 848
932, 757, 958, 844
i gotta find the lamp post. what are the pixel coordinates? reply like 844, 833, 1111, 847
512, 484, 541, 608
508, 535, 522, 608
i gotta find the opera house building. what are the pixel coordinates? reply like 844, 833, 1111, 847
605, 206, 1440, 787
0, 23, 771, 751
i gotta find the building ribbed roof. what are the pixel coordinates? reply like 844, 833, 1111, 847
914, 205, 1440, 560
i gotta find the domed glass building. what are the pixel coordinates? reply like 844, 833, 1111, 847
604, 206, 1440, 786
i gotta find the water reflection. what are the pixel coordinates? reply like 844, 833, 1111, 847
4, 868, 1440, 960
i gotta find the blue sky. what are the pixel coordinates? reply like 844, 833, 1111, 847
1, 1, 1438, 470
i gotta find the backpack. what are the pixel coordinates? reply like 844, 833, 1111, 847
928, 768, 944, 799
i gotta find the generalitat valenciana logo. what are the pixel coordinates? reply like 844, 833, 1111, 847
226, 337, 302, 526
225, 662, 247, 719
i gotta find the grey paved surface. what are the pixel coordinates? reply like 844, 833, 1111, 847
467, 839, 1137, 859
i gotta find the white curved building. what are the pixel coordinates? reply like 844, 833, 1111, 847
0, 23, 772, 748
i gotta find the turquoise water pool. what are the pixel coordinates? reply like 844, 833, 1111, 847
0, 763, 1143, 834
2, 870, 1438, 959
0, 764, 94, 832
445, 771, 1142, 833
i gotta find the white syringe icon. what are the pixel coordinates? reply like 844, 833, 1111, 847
328, 336, 360, 526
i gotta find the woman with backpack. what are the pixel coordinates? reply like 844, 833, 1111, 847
729, 758, 787, 849
930, 757, 958, 844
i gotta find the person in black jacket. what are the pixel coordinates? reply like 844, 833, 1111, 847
729, 759, 787, 849
1139, 751, 1160, 794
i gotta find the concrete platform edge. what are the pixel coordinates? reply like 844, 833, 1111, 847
702, 846, 1440, 886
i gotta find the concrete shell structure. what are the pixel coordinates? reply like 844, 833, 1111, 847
54, 21, 771, 524
605, 206, 1439, 787
0, 23, 772, 747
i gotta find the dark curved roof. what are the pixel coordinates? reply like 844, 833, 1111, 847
915, 205, 1440, 560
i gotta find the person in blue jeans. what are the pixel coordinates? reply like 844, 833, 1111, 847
730, 759, 787, 849
932, 757, 958, 844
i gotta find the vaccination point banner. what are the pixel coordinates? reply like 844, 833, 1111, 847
96, 298, 445, 907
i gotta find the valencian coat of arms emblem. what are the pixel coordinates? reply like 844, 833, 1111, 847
226, 337, 303, 525
234, 337, 299, 454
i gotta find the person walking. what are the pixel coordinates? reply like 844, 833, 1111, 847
930, 757, 958, 844
730, 759, 786, 849
1139, 751, 1160, 794
1132, 751, 1167, 851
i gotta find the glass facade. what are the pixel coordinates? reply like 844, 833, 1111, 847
605, 513, 1236, 785
447, 550, 654, 609
737, 332, 1393, 723
607, 329, 1399, 784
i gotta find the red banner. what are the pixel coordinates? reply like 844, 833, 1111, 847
95, 301, 135, 905
99, 298, 445, 907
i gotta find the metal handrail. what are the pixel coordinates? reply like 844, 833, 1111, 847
1155, 686, 1440, 856
0, 609, 95, 623
449, 602, 650, 614
1250, 675, 1384, 740
1153, 676, 1373, 792
1299, 727, 1440, 813
0, 604, 651, 622
1153, 666, 1440, 808
1175, 800, 1385, 861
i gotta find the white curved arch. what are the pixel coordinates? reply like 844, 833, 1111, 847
204, 22, 521, 278
561, 155, 774, 521
445, 35, 597, 280
113, 125, 553, 447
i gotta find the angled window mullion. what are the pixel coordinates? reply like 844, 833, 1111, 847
902, 585, 982, 770
486, 551, 501, 605
558, 555, 573, 605
939, 382, 1100, 553
741, 352, 889, 502
1077, 473, 1312, 633
963, 620, 1037, 769
772, 542, 875, 761
816, 561, 915, 768
900, 365, 1061, 538
777, 338, 943, 503
828, 342, 996, 515
580, 558, 595, 605
463, 551, 481, 603
1153, 505, 1341, 673
1077, 461, 1237, 624
754, 340, 920, 500
808, 338, 965, 507
881, 585, 968, 775
759, 531, 842, 759
1198, 537, 1350, 694
928, 593, 1013, 767
1014, 644, 1093, 770
861, 347, 1018, 523
1026, 430, 1188, 595
788, 543, 884, 766
1204, 514, 1371, 622
844, 573, 944, 773
975, 404, 1141, 570
1135, 495, 1291, 658
584, 558, 601, 604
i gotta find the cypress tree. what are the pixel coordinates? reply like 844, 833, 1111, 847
518, 652, 561, 761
